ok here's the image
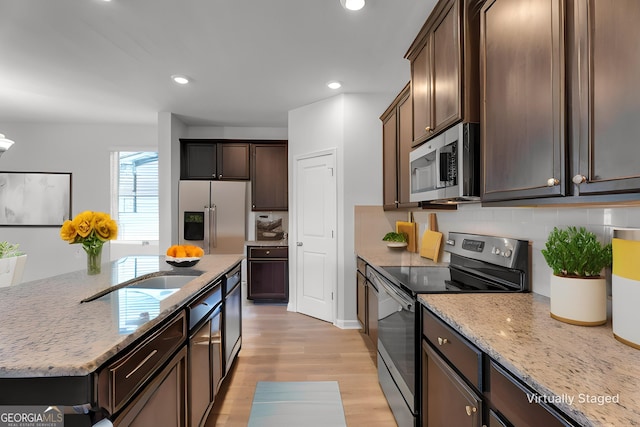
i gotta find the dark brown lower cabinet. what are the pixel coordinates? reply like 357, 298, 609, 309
247, 246, 288, 302
356, 259, 378, 358
421, 340, 483, 427
356, 269, 367, 333
113, 347, 187, 427
420, 306, 578, 427
487, 361, 575, 427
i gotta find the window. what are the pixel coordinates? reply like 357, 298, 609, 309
111, 151, 159, 241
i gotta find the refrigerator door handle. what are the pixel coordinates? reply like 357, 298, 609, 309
210, 204, 217, 249
203, 205, 211, 254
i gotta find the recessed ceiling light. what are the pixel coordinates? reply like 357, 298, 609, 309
171, 75, 190, 85
340, 0, 365, 11
327, 81, 342, 90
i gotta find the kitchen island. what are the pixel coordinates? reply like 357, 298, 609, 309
0, 254, 243, 425
419, 293, 640, 427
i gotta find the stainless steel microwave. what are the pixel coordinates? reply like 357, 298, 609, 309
409, 122, 480, 203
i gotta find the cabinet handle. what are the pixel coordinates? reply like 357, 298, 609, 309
546, 178, 560, 187
465, 405, 477, 416
266, 250, 270, 255
437, 337, 448, 346
425, 126, 433, 133
572, 174, 587, 185
219, 174, 223, 179
125, 349, 158, 379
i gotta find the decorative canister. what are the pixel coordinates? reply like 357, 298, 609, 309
612, 228, 640, 349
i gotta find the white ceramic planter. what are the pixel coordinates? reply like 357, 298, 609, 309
549, 274, 607, 326
0, 254, 27, 287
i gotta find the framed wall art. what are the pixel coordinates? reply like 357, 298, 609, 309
0, 172, 72, 226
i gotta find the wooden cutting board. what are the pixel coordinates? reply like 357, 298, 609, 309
420, 213, 442, 262
396, 221, 417, 252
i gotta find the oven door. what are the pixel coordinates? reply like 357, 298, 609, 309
368, 269, 417, 426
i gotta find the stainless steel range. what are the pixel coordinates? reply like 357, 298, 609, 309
366, 232, 530, 427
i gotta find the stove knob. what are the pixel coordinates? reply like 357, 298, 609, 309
492, 247, 500, 255
504, 249, 512, 258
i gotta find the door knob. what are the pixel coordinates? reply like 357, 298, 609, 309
572, 174, 587, 184
296, 242, 303, 246
546, 178, 560, 187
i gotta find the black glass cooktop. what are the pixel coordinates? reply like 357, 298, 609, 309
380, 266, 451, 294
380, 265, 521, 295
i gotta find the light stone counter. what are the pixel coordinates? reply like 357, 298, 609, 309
0, 254, 243, 378
356, 241, 447, 268
245, 240, 288, 247
419, 293, 640, 427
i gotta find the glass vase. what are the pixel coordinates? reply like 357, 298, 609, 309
84, 244, 103, 275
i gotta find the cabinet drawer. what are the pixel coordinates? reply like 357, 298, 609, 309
99, 311, 187, 415
488, 361, 575, 427
188, 281, 222, 331
422, 307, 482, 391
249, 247, 288, 259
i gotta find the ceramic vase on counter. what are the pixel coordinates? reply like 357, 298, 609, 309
550, 275, 607, 326
612, 229, 640, 349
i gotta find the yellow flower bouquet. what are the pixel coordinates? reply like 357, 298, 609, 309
60, 211, 118, 275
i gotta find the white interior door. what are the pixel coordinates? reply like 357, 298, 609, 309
295, 151, 337, 323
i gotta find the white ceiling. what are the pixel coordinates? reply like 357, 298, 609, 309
0, 0, 436, 127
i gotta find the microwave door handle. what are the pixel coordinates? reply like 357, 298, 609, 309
440, 152, 451, 182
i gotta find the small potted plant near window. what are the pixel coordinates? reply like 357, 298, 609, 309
542, 226, 612, 326
0, 241, 27, 287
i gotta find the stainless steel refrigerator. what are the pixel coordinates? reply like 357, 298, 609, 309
178, 181, 247, 254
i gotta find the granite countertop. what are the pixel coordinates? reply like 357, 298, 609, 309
356, 242, 447, 268
245, 240, 288, 247
419, 293, 640, 427
0, 254, 243, 378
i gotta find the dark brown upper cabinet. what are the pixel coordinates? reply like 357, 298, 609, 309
251, 142, 288, 211
480, 0, 566, 202
180, 140, 250, 181
406, 0, 482, 147
181, 140, 218, 180
481, 0, 640, 205
217, 143, 250, 180
381, 83, 418, 210
568, 0, 640, 196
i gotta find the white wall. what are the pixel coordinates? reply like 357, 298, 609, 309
0, 123, 156, 281
411, 204, 640, 297
288, 93, 387, 327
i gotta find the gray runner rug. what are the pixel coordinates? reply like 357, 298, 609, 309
248, 381, 348, 427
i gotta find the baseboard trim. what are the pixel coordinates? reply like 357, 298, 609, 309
335, 319, 362, 330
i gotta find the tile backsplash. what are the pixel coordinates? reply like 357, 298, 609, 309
355, 204, 640, 297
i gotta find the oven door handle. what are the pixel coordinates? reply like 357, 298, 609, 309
372, 273, 414, 311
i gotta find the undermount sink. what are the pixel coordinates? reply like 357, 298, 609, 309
81, 273, 200, 303
126, 275, 196, 290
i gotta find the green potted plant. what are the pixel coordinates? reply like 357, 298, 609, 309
0, 241, 27, 287
382, 231, 408, 248
541, 226, 612, 326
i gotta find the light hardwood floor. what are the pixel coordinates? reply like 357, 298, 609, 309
205, 303, 397, 426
